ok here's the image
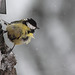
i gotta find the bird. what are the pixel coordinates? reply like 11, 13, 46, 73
2, 18, 39, 53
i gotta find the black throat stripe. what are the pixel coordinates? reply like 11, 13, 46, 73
22, 37, 29, 41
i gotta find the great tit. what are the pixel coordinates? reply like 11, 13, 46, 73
2, 18, 39, 52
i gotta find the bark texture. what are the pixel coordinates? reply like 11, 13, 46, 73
0, 23, 17, 75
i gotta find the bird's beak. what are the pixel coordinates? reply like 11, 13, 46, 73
36, 27, 40, 29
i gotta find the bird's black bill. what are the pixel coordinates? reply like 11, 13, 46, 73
36, 27, 40, 29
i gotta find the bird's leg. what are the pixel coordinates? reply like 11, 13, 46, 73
7, 44, 15, 54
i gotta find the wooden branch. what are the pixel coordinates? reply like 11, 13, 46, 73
0, 23, 17, 75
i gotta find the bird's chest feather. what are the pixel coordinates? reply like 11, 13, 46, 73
6, 24, 30, 43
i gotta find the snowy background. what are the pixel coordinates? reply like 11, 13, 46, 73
1, 0, 75, 75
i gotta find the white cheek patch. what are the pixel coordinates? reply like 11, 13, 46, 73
27, 22, 36, 29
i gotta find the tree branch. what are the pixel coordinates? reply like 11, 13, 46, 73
0, 23, 17, 75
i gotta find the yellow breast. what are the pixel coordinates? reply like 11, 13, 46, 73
6, 23, 31, 45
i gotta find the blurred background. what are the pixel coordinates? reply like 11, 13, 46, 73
1, 0, 75, 75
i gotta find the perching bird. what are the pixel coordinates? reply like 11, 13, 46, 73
2, 18, 39, 52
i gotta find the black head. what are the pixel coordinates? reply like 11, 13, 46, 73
23, 18, 39, 29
